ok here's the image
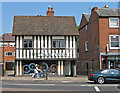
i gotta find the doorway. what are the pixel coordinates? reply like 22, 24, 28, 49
6, 62, 14, 70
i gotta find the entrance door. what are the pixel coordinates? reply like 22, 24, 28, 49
65, 61, 71, 76
109, 61, 115, 69
6, 62, 14, 70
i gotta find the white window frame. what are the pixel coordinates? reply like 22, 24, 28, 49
10, 42, 15, 47
52, 39, 65, 48
0, 42, 8, 47
5, 52, 13, 56
109, 18, 119, 28
85, 41, 88, 52
109, 35, 120, 49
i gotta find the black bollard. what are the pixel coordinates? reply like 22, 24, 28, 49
45, 69, 48, 80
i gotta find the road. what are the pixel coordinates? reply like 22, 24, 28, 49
2, 80, 120, 92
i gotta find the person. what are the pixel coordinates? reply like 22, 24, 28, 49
34, 64, 41, 78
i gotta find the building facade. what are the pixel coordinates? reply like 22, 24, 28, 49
0, 33, 15, 70
12, 7, 79, 76
78, 5, 120, 75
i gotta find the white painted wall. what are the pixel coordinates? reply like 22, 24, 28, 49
16, 35, 77, 59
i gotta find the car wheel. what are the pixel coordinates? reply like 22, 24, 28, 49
97, 77, 105, 84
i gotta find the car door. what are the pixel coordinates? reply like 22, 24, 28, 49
109, 69, 119, 81
101, 70, 111, 80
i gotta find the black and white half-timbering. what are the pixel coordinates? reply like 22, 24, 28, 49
12, 16, 79, 76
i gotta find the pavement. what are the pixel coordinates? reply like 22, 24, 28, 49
2, 75, 89, 83
2, 71, 89, 83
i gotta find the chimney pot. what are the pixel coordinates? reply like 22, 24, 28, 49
47, 7, 54, 16
51, 8, 53, 11
48, 7, 50, 11
104, 4, 108, 8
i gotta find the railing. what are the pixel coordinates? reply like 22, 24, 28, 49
16, 48, 77, 59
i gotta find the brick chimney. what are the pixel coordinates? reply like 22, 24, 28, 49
47, 6, 54, 16
91, 7, 98, 14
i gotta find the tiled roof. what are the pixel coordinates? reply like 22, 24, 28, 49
12, 16, 79, 36
95, 8, 120, 17
0, 33, 15, 42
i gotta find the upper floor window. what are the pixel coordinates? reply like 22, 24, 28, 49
0, 42, 7, 47
85, 41, 88, 52
10, 42, 15, 47
24, 40, 32, 48
52, 40, 65, 48
110, 35, 120, 49
5, 52, 12, 56
86, 25, 87, 31
109, 18, 119, 28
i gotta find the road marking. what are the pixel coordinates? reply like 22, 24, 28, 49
94, 86, 100, 92
3, 83, 119, 87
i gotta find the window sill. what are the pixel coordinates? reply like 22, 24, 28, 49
110, 47, 120, 49
109, 26, 119, 28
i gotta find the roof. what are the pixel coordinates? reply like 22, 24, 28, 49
83, 14, 90, 22
0, 33, 15, 42
95, 8, 120, 17
12, 16, 79, 36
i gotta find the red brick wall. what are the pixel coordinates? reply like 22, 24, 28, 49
78, 8, 120, 75
0, 42, 15, 70
99, 18, 120, 54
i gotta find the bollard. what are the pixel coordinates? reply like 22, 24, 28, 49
45, 70, 48, 80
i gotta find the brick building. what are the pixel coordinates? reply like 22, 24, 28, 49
0, 33, 15, 70
78, 5, 120, 75
12, 7, 78, 76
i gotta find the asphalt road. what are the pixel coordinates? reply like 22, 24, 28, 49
2, 80, 120, 92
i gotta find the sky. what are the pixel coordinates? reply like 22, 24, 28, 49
1, 2, 119, 36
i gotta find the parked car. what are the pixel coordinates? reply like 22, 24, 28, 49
88, 69, 120, 84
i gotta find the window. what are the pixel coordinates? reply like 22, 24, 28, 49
10, 42, 15, 47
110, 35, 120, 49
101, 70, 110, 74
0, 42, 7, 47
5, 52, 12, 56
24, 40, 32, 48
110, 70, 118, 74
85, 41, 88, 52
86, 25, 87, 31
109, 18, 119, 28
52, 40, 65, 48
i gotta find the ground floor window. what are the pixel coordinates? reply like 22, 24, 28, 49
6, 62, 14, 70
102, 56, 120, 69
23, 61, 57, 75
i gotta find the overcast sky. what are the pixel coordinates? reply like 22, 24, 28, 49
1, 2, 118, 36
